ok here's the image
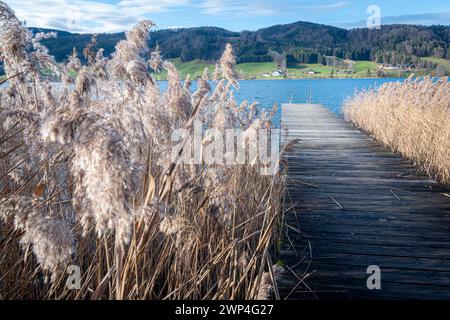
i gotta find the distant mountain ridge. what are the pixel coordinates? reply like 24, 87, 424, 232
30, 21, 450, 66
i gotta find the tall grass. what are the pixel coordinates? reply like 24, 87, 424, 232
343, 76, 450, 185
0, 2, 286, 299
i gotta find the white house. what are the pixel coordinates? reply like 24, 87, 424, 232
271, 70, 285, 77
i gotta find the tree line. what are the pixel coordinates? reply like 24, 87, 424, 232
0, 22, 448, 75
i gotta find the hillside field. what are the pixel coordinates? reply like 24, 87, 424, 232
154, 59, 404, 80
422, 57, 450, 74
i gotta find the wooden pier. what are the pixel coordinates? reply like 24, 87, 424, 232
279, 104, 450, 300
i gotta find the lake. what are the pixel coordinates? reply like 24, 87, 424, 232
2, 78, 404, 126
236, 78, 404, 114
160, 78, 404, 126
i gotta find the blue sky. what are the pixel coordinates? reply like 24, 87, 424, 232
7, 0, 450, 33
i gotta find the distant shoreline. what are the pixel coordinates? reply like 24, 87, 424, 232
0, 76, 416, 86
3, 75, 446, 86
237, 76, 402, 81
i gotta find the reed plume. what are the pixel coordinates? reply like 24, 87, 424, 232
220, 43, 239, 88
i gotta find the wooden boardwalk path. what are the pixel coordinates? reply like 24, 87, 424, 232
278, 104, 450, 300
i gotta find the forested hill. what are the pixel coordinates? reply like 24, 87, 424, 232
31, 21, 450, 65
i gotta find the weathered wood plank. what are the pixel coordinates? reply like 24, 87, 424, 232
279, 103, 450, 300
281, 250, 450, 272
296, 210, 450, 222
286, 232, 450, 250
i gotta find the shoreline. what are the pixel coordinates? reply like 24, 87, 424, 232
0, 76, 408, 86
3, 76, 441, 85
237, 76, 402, 81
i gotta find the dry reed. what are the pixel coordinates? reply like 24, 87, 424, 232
0, 1, 286, 300
343, 76, 450, 185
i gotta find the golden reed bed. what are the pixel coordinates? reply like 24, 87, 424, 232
0, 2, 287, 299
343, 76, 450, 185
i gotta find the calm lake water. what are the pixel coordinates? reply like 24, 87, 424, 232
162, 78, 404, 126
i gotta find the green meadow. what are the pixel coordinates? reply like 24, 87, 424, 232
153, 59, 400, 80
422, 57, 450, 73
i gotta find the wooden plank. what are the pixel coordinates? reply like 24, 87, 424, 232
296, 217, 450, 233
295, 210, 450, 222
281, 250, 450, 272
285, 233, 450, 250
279, 103, 450, 300
285, 240, 450, 260
278, 273, 450, 300
297, 223, 450, 239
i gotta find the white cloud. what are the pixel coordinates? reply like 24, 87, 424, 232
295, 1, 350, 12
314, 1, 349, 10
200, 0, 277, 16
336, 11, 450, 29
199, 0, 349, 17
7, 0, 191, 33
